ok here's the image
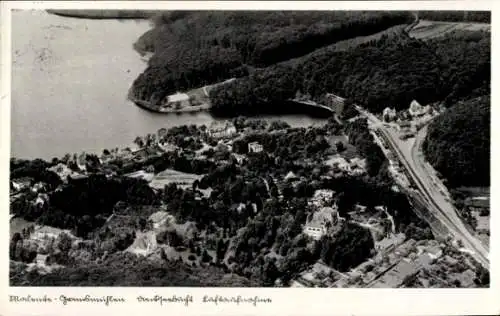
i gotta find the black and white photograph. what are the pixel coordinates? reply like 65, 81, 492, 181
6, 3, 491, 292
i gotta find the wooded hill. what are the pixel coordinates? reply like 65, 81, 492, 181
423, 95, 490, 188
130, 11, 413, 104
209, 29, 490, 115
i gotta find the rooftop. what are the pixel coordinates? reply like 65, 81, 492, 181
306, 207, 338, 229
167, 93, 190, 103
149, 211, 172, 224
209, 121, 235, 132
370, 260, 419, 288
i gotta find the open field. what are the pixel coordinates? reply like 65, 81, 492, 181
409, 20, 490, 40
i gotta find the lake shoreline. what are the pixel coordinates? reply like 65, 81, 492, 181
46, 9, 154, 20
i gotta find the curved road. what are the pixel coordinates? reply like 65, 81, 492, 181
410, 126, 489, 268
358, 106, 489, 269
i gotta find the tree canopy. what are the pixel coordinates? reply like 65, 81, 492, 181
423, 95, 490, 187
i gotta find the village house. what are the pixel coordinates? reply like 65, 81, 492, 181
232, 153, 247, 164
148, 211, 173, 230
465, 197, 489, 213
35, 193, 49, 207
165, 92, 191, 109
324, 93, 346, 116
32, 182, 46, 193
303, 206, 341, 240
374, 232, 406, 253
396, 120, 412, 132
11, 177, 33, 192
382, 107, 397, 122
369, 259, 420, 288
30, 225, 74, 244
208, 121, 237, 139
325, 155, 351, 173
158, 141, 178, 153
310, 189, 336, 208
48, 163, 82, 182
284, 171, 299, 182
248, 141, 264, 153
449, 269, 476, 288
408, 100, 431, 118
349, 158, 367, 176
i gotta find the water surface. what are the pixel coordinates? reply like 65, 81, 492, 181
12, 10, 324, 160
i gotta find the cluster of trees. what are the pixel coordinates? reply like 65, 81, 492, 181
229, 197, 313, 284
423, 95, 490, 187
418, 11, 491, 23
210, 30, 489, 115
10, 158, 61, 190
115, 150, 215, 176
10, 251, 258, 286
228, 197, 377, 284
11, 174, 159, 238
232, 126, 332, 168
319, 223, 374, 271
131, 11, 413, 104
344, 119, 386, 176
321, 175, 430, 233
9, 232, 37, 264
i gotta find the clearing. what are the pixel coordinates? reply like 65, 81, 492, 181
409, 20, 490, 40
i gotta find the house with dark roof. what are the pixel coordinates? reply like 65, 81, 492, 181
324, 93, 346, 116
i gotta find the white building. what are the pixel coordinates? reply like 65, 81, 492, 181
148, 211, 173, 230
328, 156, 351, 173
374, 232, 406, 253
284, 171, 299, 182
303, 206, 340, 240
48, 163, 82, 182
208, 121, 237, 139
310, 189, 336, 208
248, 141, 263, 153
11, 177, 32, 192
31, 225, 74, 243
382, 107, 397, 122
408, 100, 431, 118
349, 158, 367, 176
35, 193, 49, 207
166, 92, 190, 108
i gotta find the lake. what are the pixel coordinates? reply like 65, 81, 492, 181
11, 10, 325, 160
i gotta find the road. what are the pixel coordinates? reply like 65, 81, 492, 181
357, 106, 489, 269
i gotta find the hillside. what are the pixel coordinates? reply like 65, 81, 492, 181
423, 96, 490, 187
209, 29, 490, 115
129, 11, 413, 104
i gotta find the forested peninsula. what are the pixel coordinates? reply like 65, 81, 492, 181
47, 9, 154, 19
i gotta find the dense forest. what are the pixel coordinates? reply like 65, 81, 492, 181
10, 252, 258, 286
423, 96, 490, 187
130, 11, 413, 104
210, 29, 490, 115
417, 11, 491, 23
11, 174, 158, 238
